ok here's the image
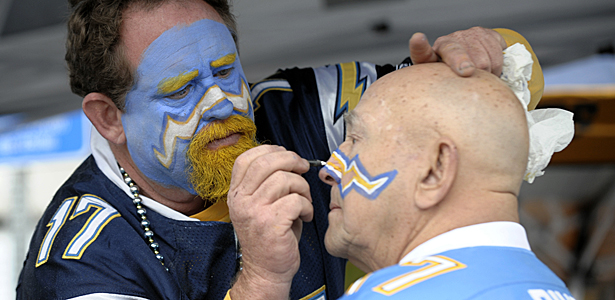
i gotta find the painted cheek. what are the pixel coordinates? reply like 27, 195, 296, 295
227, 78, 252, 117
327, 149, 398, 200
217, 60, 252, 120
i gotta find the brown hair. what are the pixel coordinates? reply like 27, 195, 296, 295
66, 0, 237, 110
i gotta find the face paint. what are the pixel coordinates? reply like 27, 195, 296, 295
323, 149, 397, 200
121, 19, 253, 193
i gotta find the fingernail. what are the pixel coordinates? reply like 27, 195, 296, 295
459, 61, 473, 71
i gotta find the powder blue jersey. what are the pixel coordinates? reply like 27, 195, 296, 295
341, 246, 574, 300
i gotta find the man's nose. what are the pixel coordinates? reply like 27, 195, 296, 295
196, 84, 237, 121
318, 158, 341, 186
202, 98, 234, 121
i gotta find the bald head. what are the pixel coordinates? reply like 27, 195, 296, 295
356, 62, 529, 196
319, 63, 530, 270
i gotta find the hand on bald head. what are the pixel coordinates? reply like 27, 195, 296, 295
358, 62, 528, 202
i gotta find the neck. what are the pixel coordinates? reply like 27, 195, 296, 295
111, 143, 207, 216
399, 189, 519, 264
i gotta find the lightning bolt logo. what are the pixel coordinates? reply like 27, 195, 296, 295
323, 149, 397, 200
334, 62, 369, 122
154, 79, 251, 168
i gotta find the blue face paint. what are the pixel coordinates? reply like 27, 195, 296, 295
323, 149, 397, 200
121, 19, 253, 192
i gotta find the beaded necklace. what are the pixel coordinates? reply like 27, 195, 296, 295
119, 166, 168, 271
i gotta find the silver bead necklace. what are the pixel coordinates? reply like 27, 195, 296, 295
119, 166, 168, 271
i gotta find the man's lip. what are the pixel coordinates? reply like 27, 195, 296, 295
206, 132, 241, 150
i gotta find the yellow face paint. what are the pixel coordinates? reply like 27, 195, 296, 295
154, 80, 251, 168
210, 53, 236, 68
157, 70, 199, 95
323, 149, 397, 200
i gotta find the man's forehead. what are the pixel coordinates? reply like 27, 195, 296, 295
134, 19, 236, 85
121, 0, 223, 69
344, 110, 367, 133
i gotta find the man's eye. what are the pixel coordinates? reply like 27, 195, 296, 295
167, 84, 193, 100
345, 135, 357, 145
214, 67, 234, 78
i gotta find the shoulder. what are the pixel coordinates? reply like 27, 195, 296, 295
342, 247, 573, 300
18, 162, 174, 299
250, 62, 382, 103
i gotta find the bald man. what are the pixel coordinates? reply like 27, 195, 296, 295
311, 63, 574, 299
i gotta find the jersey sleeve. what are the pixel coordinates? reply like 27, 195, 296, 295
251, 60, 407, 156
494, 28, 544, 111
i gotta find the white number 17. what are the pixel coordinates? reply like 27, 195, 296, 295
36, 194, 120, 267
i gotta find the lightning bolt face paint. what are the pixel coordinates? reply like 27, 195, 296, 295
121, 19, 252, 192
323, 149, 397, 200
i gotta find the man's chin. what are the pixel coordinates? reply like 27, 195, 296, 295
187, 115, 259, 205
189, 142, 254, 204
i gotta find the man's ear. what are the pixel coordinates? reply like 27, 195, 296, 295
415, 137, 458, 210
82, 93, 126, 145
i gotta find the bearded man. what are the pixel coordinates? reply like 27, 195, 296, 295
17, 0, 544, 299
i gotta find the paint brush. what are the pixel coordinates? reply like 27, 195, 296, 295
307, 159, 326, 168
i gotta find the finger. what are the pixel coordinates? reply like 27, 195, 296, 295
271, 193, 314, 225
234, 151, 310, 197
465, 40, 492, 73
291, 218, 303, 245
433, 36, 475, 77
251, 171, 312, 206
230, 145, 286, 192
408, 32, 439, 64
480, 30, 506, 75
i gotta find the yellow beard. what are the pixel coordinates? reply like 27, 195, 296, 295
186, 115, 259, 204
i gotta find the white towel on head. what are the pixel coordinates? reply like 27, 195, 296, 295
500, 43, 575, 183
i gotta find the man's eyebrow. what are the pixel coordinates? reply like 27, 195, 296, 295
210, 53, 236, 68
157, 70, 199, 94
344, 111, 365, 132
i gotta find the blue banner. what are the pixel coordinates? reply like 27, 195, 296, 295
0, 110, 91, 164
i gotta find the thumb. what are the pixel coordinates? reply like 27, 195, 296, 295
409, 32, 439, 64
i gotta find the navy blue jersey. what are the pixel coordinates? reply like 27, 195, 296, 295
18, 62, 403, 300
341, 247, 574, 300
18, 156, 237, 300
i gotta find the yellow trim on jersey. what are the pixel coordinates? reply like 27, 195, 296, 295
224, 289, 232, 300
373, 255, 466, 296
253, 87, 293, 112
300, 285, 326, 300
36, 197, 78, 267
337, 62, 365, 115
494, 28, 544, 111
189, 201, 230, 222
347, 273, 371, 295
